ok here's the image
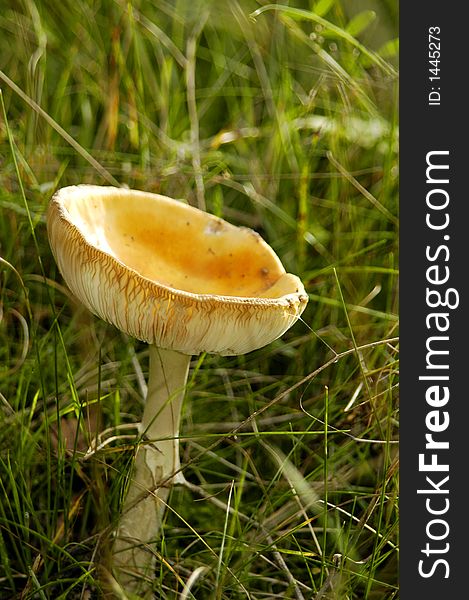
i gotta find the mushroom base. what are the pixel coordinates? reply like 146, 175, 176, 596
112, 448, 170, 595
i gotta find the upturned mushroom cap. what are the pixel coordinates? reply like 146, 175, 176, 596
47, 185, 308, 356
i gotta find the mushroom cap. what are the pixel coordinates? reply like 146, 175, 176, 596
47, 185, 308, 356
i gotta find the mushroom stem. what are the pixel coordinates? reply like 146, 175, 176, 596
112, 346, 191, 593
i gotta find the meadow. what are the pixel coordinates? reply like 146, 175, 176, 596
0, 0, 398, 598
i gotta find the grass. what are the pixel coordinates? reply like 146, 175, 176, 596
0, 0, 398, 598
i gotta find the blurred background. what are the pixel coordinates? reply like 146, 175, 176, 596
0, 1, 398, 598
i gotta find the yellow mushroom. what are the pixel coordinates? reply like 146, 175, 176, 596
47, 184, 308, 593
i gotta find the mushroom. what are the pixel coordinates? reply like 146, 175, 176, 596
46, 184, 308, 594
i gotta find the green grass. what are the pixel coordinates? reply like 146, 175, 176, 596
0, 0, 398, 598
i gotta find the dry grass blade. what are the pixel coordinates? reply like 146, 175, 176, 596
0, 71, 120, 186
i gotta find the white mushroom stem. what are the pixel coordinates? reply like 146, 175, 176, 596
112, 346, 191, 593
